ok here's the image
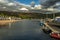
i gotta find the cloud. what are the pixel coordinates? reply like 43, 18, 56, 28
55, 2, 60, 6
34, 5, 42, 9
7, 2, 15, 6
54, 2, 60, 9
3, 7, 6, 9
0, 0, 8, 3
0, 0, 31, 11
40, 0, 60, 8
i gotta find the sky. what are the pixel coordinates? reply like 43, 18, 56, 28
0, 0, 60, 11
15, 0, 40, 5
0, 0, 41, 11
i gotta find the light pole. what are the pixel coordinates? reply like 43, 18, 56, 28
51, 8, 55, 19
46, 12, 49, 18
53, 13, 55, 19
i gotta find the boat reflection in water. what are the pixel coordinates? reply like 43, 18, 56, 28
0, 19, 55, 40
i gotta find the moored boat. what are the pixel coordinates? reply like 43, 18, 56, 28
50, 32, 60, 39
42, 24, 52, 34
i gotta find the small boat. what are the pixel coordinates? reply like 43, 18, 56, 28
42, 26, 52, 34
50, 32, 60, 39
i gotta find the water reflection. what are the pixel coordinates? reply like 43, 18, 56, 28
8, 22, 12, 28
0, 22, 12, 29
0, 19, 55, 40
0, 24, 8, 28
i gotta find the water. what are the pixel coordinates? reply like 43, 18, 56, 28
0, 19, 55, 40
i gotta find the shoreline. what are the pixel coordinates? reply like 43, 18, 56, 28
0, 20, 20, 25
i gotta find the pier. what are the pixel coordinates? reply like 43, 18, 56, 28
44, 23, 60, 33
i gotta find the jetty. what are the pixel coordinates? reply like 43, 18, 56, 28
44, 23, 60, 33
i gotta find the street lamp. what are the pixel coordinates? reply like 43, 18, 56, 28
52, 9, 56, 19
53, 12, 55, 19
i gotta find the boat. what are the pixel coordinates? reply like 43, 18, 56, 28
46, 17, 60, 39
42, 27, 52, 34
50, 32, 60, 39
42, 25, 52, 34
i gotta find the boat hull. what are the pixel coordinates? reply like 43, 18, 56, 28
50, 32, 60, 39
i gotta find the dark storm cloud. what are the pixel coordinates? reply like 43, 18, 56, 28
40, 0, 60, 8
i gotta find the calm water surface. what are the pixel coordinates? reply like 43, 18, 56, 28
0, 19, 55, 40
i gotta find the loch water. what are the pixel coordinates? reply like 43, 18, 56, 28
0, 19, 55, 40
